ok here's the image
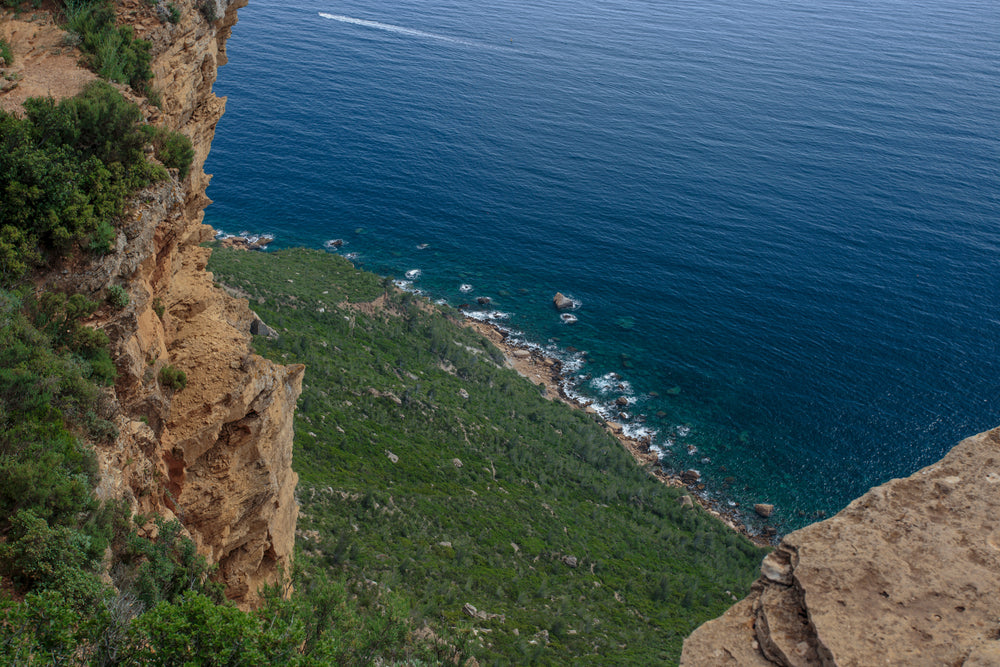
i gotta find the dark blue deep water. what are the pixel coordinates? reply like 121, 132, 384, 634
205, 0, 1000, 531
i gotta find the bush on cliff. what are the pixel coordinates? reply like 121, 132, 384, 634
143, 124, 195, 179
0, 37, 12, 66
0, 81, 169, 284
62, 0, 153, 93
158, 364, 187, 391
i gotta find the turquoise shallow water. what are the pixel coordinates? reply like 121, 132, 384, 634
205, 0, 1000, 532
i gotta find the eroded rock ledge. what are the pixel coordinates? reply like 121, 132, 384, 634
681, 426, 1000, 666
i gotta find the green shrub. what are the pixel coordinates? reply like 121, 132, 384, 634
105, 284, 129, 309
152, 296, 165, 319
0, 38, 12, 67
166, 2, 180, 23
198, 0, 217, 23
89, 218, 117, 254
63, 0, 153, 93
0, 82, 163, 284
146, 86, 163, 109
143, 125, 195, 179
159, 364, 187, 391
119, 518, 222, 607
0, 509, 106, 591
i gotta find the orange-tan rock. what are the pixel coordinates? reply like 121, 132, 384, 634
6, 0, 299, 608
681, 426, 1000, 666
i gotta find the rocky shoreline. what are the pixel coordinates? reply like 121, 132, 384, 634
463, 316, 773, 548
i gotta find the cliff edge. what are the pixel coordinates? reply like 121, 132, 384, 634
681, 426, 1000, 666
3, 0, 301, 608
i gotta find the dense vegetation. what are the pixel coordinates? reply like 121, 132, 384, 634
0, 285, 440, 664
208, 247, 766, 664
0, 81, 192, 285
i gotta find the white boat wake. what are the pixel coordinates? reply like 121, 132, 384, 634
319, 12, 490, 49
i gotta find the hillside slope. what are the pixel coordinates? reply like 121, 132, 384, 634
207, 247, 766, 664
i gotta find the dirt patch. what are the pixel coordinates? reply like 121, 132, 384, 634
339, 293, 391, 318
0, 11, 97, 114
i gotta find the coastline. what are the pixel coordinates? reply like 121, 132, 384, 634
464, 316, 773, 549
216, 232, 774, 548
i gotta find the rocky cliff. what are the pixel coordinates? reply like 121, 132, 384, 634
5, 0, 301, 608
681, 426, 1000, 666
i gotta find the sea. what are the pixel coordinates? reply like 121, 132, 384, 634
204, 0, 1000, 532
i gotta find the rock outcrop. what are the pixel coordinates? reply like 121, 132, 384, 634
553, 292, 574, 310
13, 0, 301, 608
681, 426, 1000, 666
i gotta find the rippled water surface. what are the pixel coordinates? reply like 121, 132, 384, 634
206, 0, 1000, 530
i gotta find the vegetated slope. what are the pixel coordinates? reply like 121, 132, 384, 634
208, 247, 767, 665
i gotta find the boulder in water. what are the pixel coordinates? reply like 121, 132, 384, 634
680, 469, 701, 484
754, 503, 774, 518
553, 292, 575, 310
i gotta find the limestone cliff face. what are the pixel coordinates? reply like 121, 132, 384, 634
681, 427, 1000, 666
35, 0, 301, 608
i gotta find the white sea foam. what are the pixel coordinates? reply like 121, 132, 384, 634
405, 269, 421, 280
319, 13, 494, 49
590, 373, 632, 396
622, 423, 656, 441
459, 284, 473, 293
393, 280, 422, 295
463, 310, 510, 322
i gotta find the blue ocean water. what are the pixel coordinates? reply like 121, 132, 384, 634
205, 0, 1000, 531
